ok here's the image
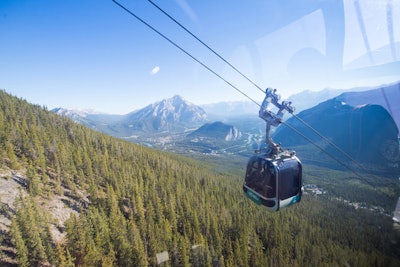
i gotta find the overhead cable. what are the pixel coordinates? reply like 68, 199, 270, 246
146, 0, 265, 94
111, 0, 371, 183
280, 120, 373, 186
112, 0, 260, 107
144, 0, 366, 172
290, 113, 367, 171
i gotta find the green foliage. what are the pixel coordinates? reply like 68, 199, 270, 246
56, 243, 75, 267
1, 90, 399, 266
11, 195, 54, 266
10, 217, 29, 267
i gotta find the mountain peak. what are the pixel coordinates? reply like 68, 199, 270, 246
52, 107, 102, 118
127, 95, 208, 132
172, 94, 185, 102
157, 95, 189, 109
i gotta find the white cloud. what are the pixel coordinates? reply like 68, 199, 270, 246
151, 66, 160, 75
174, 0, 197, 21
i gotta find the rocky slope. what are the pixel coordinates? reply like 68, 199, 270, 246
123, 95, 208, 132
0, 166, 89, 263
188, 121, 242, 141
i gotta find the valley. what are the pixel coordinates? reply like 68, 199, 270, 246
2, 0, 400, 265
0, 84, 399, 266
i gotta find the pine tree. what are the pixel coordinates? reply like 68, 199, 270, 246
55, 243, 76, 267
65, 213, 88, 266
127, 219, 148, 267
1, 90, 400, 267
10, 217, 29, 267
65, 248, 75, 267
27, 164, 41, 196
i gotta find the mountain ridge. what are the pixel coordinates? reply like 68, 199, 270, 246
50, 82, 400, 158
1, 90, 399, 266
273, 97, 400, 175
52, 95, 208, 135
335, 82, 400, 132
123, 95, 208, 132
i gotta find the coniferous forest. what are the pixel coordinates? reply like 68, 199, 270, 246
0, 90, 399, 266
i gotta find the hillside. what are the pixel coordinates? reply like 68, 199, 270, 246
1, 90, 400, 266
188, 122, 242, 141
285, 88, 348, 113
335, 81, 400, 131
273, 97, 400, 175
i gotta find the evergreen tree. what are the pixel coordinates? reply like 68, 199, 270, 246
1, 90, 400, 267
10, 217, 29, 267
55, 243, 75, 267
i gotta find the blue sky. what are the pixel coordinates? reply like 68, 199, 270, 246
1, 0, 399, 114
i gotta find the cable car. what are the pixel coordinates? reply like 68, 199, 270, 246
243, 152, 302, 211
243, 88, 303, 211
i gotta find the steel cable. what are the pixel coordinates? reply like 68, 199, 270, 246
112, 0, 375, 183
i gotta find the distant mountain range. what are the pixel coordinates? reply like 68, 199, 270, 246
52, 82, 400, 164
285, 88, 352, 113
335, 82, 400, 132
2, 85, 399, 267
201, 85, 375, 118
121, 95, 208, 133
53, 95, 208, 136
53, 82, 400, 135
52, 95, 258, 154
273, 97, 400, 175
52, 108, 122, 130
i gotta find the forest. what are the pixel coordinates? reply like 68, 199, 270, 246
0, 90, 399, 266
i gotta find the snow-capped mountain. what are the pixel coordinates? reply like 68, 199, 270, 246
52, 107, 100, 120
124, 95, 208, 132
52, 107, 123, 131
53, 95, 208, 134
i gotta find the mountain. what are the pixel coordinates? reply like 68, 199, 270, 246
200, 85, 373, 120
188, 121, 242, 141
285, 88, 348, 113
51, 84, 400, 158
123, 95, 208, 132
335, 81, 400, 131
53, 95, 208, 135
52, 107, 123, 130
1, 90, 400, 266
273, 98, 400, 175
52, 107, 99, 126
284, 81, 400, 129
52, 96, 251, 153
52, 107, 100, 119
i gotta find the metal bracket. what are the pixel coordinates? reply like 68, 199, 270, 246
258, 88, 295, 156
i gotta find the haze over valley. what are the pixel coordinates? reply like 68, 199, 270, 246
1, 0, 400, 265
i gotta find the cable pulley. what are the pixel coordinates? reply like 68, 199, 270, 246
121, 0, 368, 180
111, 0, 377, 209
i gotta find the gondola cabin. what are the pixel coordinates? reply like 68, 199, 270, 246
243, 152, 302, 211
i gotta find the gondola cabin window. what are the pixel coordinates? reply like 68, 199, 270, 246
278, 159, 302, 200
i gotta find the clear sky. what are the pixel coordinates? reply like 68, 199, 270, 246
1, 0, 399, 114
